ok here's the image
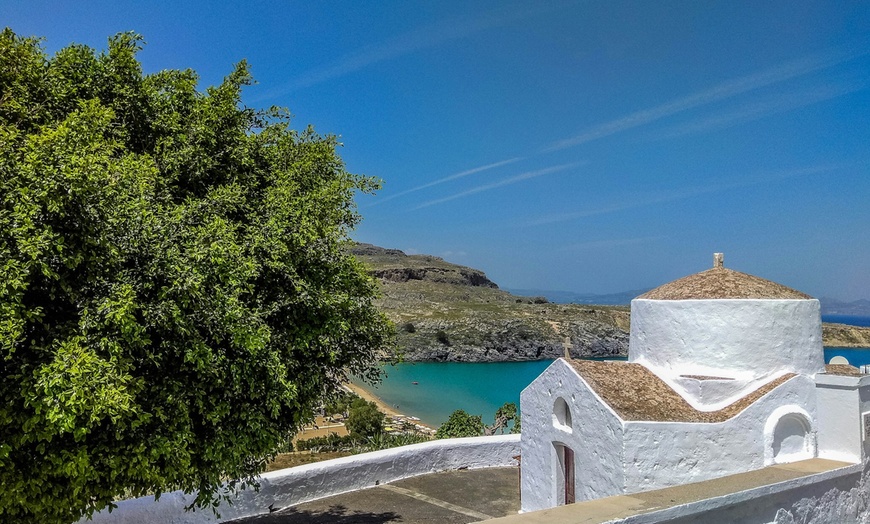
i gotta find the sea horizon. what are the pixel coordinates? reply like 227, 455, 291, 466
822, 314, 870, 328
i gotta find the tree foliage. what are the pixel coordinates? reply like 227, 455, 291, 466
436, 403, 519, 438
435, 410, 485, 439
323, 390, 356, 418
511, 414, 522, 434
0, 29, 393, 523
344, 398, 385, 439
485, 402, 518, 435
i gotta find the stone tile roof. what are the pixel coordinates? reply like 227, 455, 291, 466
566, 359, 795, 422
637, 267, 812, 300
824, 364, 862, 376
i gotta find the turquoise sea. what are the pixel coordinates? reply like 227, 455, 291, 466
352, 360, 553, 428
352, 316, 870, 427
824, 314, 870, 366
355, 345, 870, 429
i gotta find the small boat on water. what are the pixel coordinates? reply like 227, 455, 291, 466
412, 381, 419, 385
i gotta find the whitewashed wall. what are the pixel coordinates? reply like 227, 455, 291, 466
816, 373, 870, 463
82, 435, 520, 524
630, 299, 824, 381
622, 375, 817, 492
611, 461, 868, 524
520, 363, 822, 513
520, 359, 625, 513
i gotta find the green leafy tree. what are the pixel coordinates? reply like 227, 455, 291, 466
324, 390, 356, 418
511, 415, 522, 434
0, 29, 393, 524
345, 398, 385, 439
435, 410, 485, 438
485, 402, 518, 435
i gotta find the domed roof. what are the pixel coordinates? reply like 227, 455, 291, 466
637, 254, 812, 300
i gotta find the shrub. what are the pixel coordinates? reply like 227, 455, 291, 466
345, 398, 385, 439
435, 410, 484, 438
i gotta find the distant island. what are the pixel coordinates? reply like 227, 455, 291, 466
818, 298, 870, 317
352, 244, 870, 361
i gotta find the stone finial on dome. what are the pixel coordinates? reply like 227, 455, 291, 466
714, 253, 724, 269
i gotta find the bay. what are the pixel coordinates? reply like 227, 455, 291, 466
355, 347, 870, 429
353, 360, 553, 428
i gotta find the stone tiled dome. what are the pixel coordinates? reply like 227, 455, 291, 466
637, 266, 812, 300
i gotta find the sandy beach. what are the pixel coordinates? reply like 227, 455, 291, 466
293, 415, 349, 442
344, 382, 436, 433
294, 382, 437, 443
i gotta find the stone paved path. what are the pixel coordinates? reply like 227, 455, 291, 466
230, 467, 519, 524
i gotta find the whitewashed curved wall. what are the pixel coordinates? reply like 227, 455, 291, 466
82, 435, 520, 524
622, 375, 817, 492
630, 299, 824, 379
520, 359, 624, 513
520, 363, 820, 513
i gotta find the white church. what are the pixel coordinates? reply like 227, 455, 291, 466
519, 253, 870, 512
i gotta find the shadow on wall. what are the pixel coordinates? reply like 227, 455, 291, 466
243, 504, 400, 523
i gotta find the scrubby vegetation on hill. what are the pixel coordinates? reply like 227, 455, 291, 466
822, 323, 870, 348
352, 244, 629, 361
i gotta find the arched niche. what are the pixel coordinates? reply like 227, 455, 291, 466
552, 397, 572, 432
765, 409, 815, 464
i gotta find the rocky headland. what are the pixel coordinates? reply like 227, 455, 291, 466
352, 244, 628, 362
352, 244, 870, 362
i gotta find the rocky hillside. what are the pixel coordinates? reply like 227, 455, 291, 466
351, 243, 498, 288
352, 244, 870, 361
352, 244, 629, 361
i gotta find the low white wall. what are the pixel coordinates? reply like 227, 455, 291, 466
83, 435, 520, 524
610, 461, 868, 524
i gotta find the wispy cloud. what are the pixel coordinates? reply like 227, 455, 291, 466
657, 79, 869, 139
529, 164, 845, 226
414, 163, 580, 209
369, 157, 523, 207
441, 250, 468, 259
560, 236, 666, 252
544, 46, 868, 151
259, 5, 557, 99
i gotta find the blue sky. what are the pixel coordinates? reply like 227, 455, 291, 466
4, 1, 869, 300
